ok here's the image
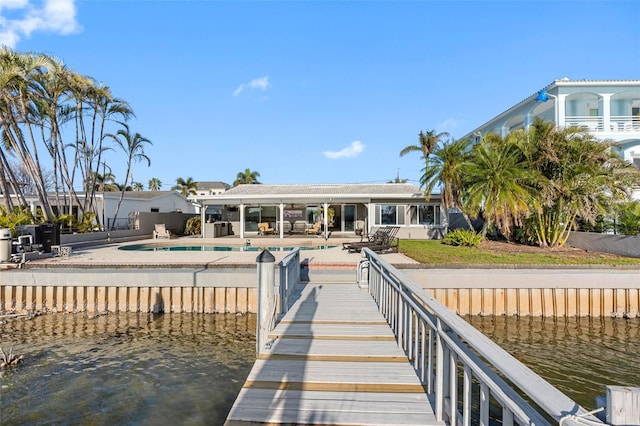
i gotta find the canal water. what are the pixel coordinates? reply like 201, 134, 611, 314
466, 315, 640, 410
1, 313, 638, 424
1, 313, 256, 425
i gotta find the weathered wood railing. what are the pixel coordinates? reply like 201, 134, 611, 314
363, 248, 603, 426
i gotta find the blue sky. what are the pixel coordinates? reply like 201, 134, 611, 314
1, 0, 639, 190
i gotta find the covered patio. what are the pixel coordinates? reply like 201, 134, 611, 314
188, 183, 446, 240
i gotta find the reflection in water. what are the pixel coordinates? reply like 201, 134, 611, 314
1, 313, 256, 425
466, 316, 640, 410
2, 313, 638, 424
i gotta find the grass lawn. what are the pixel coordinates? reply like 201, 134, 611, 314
398, 239, 640, 266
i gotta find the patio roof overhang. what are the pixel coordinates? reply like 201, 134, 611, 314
189, 192, 431, 206
187, 183, 439, 208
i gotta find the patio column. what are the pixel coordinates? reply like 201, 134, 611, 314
367, 202, 373, 235
557, 94, 566, 127
601, 93, 612, 131
200, 204, 206, 239
323, 201, 329, 239
279, 202, 284, 239
239, 203, 245, 239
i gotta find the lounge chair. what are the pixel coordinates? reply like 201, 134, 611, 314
153, 224, 171, 239
258, 222, 275, 235
306, 222, 321, 235
342, 226, 390, 250
346, 226, 400, 253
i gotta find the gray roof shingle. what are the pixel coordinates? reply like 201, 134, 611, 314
223, 183, 424, 196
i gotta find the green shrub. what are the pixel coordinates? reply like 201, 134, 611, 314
442, 229, 483, 247
616, 201, 640, 236
0, 206, 35, 236
185, 216, 201, 236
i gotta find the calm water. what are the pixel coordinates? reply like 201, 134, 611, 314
0, 313, 256, 425
2, 314, 638, 425
466, 316, 640, 410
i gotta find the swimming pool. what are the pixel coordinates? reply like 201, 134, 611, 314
119, 243, 336, 252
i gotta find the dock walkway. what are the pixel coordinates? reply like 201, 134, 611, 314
225, 282, 442, 425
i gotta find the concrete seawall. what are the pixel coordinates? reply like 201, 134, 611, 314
404, 269, 640, 317
2, 267, 639, 317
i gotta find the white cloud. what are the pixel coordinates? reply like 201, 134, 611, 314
0, 0, 81, 48
323, 140, 365, 160
233, 76, 270, 97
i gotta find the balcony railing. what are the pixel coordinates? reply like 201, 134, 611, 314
564, 115, 640, 132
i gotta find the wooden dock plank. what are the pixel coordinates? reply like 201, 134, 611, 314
226, 389, 438, 426
270, 323, 394, 338
225, 283, 442, 425
246, 360, 421, 383
260, 338, 408, 359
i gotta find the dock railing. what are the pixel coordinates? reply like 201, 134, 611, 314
255, 248, 301, 355
278, 247, 300, 317
363, 248, 604, 426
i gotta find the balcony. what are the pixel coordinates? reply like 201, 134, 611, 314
564, 116, 640, 133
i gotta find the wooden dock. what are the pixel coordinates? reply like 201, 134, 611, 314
225, 282, 442, 425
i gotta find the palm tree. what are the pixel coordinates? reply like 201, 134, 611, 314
132, 182, 144, 191
105, 122, 151, 230
520, 119, 640, 247
0, 48, 57, 220
82, 83, 134, 217
420, 138, 471, 208
461, 138, 536, 238
148, 177, 162, 191
90, 171, 118, 192
172, 177, 198, 196
387, 170, 408, 184
419, 137, 474, 230
233, 168, 261, 186
400, 130, 450, 159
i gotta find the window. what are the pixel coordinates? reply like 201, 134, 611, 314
380, 205, 396, 225
150, 208, 159, 213
375, 205, 405, 225
409, 205, 441, 226
261, 206, 277, 224
306, 206, 320, 223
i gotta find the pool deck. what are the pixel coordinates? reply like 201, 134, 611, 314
8, 236, 418, 270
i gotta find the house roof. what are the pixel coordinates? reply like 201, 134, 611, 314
226, 183, 423, 196
101, 191, 182, 200
190, 183, 432, 205
196, 181, 231, 190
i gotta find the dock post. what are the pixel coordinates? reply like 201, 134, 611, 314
256, 249, 276, 357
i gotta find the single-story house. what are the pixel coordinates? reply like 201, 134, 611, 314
188, 183, 446, 240
1, 191, 195, 230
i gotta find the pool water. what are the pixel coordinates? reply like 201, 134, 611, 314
119, 244, 336, 252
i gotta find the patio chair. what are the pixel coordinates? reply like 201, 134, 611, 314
346, 226, 400, 253
258, 222, 275, 235
153, 224, 171, 239
292, 221, 307, 234
342, 226, 390, 250
305, 222, 321, 235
